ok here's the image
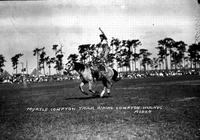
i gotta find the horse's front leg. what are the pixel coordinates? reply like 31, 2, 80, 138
88, 81, 97, 96
79, 82, 88, 95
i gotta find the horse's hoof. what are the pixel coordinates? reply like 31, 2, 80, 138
92, 91, 99, 97
100, 93, 104, 98
82, 92, 88, 95
92, 94, 99, 98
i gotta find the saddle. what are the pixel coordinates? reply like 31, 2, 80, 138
91, 68, 100, 81
98, 64, 106, 71
91, 65, 106, 81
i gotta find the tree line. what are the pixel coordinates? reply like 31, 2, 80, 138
0, 37, 200, 75
68, 37, 200, 72
0, 44, 64, 75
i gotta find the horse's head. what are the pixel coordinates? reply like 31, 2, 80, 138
65, 61, 85, 73
65, 61, 72, 72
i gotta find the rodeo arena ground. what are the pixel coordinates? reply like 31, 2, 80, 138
0, 68, 200, 140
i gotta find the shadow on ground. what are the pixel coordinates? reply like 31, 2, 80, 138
65, 95, 111, 100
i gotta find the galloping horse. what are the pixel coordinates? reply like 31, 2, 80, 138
67, 62, 119, 97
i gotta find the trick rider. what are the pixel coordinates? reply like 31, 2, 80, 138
95, 28, 111, 77
98, 28, 110, 67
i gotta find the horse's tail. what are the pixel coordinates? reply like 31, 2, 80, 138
112, 69, 120, 82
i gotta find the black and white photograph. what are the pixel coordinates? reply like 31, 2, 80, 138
0, 0, 200, 139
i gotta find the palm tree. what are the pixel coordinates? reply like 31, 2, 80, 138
53, 44, 65, 74
131, 39, 142, 71
52, 45, 58, 73
115, 45, 124, 72
171, 41, 187, 69
122, 40, 132, 71
54, 54, 64, 74
177, 41, 187, 67
158, 38, 175, 70
120, 48, 130, 72
156, 45, 166, 70
52, 45, 58, 56
0, 54, 6, 74
139, 49, 152, 71
132, 53, 140, 71
114, 40, 129, 72
110, 38, 121, 71
116, 55, 124, 72
45, 56, 55, 76
39, 48, 46, 75
164, 38, 175, 69
11, 53, 23, 74
33, 48, 42, 76
151, 58, 159, 70
146, 58, 153, 71
183, 56, 189, 68
188, 42, 200, 69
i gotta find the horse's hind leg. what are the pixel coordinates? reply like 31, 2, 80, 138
100, 87, 107, 98
100, 79, 107, 98
79, 82, 88, 95
107, 80, 112, 95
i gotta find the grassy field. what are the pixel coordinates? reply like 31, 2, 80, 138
0, 75, 200, 140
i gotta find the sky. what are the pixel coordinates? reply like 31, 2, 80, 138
0, 0, 200, 74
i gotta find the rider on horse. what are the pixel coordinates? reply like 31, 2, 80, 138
90, 30, 110, 79
89, 28, 111, 80
99, 34, 109, 61
98, 28, 110, 65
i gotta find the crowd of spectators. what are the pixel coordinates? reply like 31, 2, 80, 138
119, 69, 200, 79
0, 74, 76, 84
0, 69, 200, 84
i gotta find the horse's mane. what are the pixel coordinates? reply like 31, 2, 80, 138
73, 62, 85, 71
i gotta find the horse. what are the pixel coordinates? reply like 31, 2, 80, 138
67, 62, 119, 97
